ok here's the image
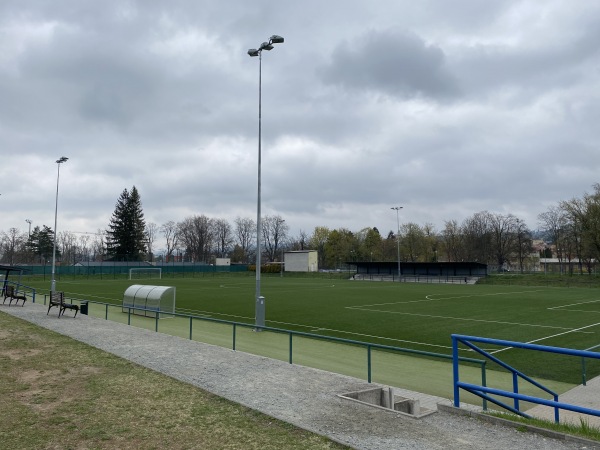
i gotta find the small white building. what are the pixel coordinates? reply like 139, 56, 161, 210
285, 250, 318, 272
215, 258, 231, 266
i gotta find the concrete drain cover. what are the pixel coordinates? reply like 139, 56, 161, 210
338, 387, 436, 419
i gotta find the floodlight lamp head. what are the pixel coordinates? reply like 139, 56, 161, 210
270, 35, 284, 44
56, 156, 68, 164
248, 49, 260, 57
259, 42, 273, 51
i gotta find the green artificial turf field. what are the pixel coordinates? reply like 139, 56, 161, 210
17, 273, 600, 388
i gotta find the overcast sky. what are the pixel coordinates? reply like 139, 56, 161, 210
1, 1, 599, 251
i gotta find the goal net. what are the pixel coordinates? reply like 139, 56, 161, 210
129, 267, 162, 280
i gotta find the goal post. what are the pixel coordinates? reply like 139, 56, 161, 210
129, 267, 162, 280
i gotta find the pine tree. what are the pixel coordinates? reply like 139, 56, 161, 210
27, 225, 57, 264
106, 186, 147, 261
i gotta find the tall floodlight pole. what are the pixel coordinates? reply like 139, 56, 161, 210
51, 157, 68, 293
391, 207, 403, 282
248, 35, 284, 329
25, 219, 32, 238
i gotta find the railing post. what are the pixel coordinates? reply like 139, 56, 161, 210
232, 323, 236, 351
189, 317, 193, 340
452, 335, 460, 407
513, 372, 520, 411
582, 357, 587, 386
289, 333, 293, 364
105, 304, 108, 320
367, 345, 372, 383
128, 307, 131, 325
553, 394, 560, 423
155, 313, 159, 332
481, 361, 488, 411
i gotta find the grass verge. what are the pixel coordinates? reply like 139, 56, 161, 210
0, 311, 348, 450
486, 411, 600, 442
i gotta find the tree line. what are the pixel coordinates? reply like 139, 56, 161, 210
2, 184, 599, 272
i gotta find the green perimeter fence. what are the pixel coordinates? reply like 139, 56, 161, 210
13, 264, 355, 281
13, 263, 249, 279
36, 292, 490, 408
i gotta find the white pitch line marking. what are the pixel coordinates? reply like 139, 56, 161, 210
355, 289, 547, 309
490, 321, 600, 355
346, 306, 575, 330
548, 298, 600, 310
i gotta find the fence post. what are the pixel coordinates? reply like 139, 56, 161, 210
232, 323, 236, 351
189, 317, 193, 340
481, 361, 487, 411
289, 333, 293, 364
367, 345, 372, 383
513, 372, 520, 411
452, 335, 460, 407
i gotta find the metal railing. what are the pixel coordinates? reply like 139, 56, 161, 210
40, 295, 488, 406
582, 343, 600, 386
2, 281, 36, 303
452, 334, 600, 424
354, 274, 476, 284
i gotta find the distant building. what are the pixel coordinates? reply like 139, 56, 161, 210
285, 250, 318, 272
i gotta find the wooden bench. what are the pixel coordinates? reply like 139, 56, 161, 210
3, 285, 27, 306
47, 291, 79, 318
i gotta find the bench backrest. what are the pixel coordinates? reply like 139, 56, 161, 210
50, 291, 64, 303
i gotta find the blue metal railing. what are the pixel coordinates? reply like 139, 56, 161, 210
452, 334, 600, 424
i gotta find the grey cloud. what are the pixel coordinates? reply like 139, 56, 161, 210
318, 29, 460, 100
451, 19, 600, 102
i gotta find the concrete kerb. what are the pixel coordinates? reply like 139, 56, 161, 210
438, 403, 600, 448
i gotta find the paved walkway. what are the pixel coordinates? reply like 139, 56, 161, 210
2, 302, 597, 449
527, 375, 600, 427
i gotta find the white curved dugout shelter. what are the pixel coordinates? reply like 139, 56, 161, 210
122, 284, 176, 319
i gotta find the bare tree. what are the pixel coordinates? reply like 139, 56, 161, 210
234, 216, 255, 263
90, 230, 107, 261
58, 231, 78, 265
177, 215, 214, 262
538, 205, 568, 251
160, 221, 179, 263
78, 234, 90, 262
441, 220, 464, 262
145, 222, 159, 262
488, 212, 518, 270
0, 228, 26, 264
560, 185, 600, 273
213, 218, 234, 258
514, 218, 533, 273
461, 211, 492, 264
422, 223, 438, 262
262, 215, 289, 262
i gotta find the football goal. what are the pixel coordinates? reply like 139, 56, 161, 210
129, 267, 162, 280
